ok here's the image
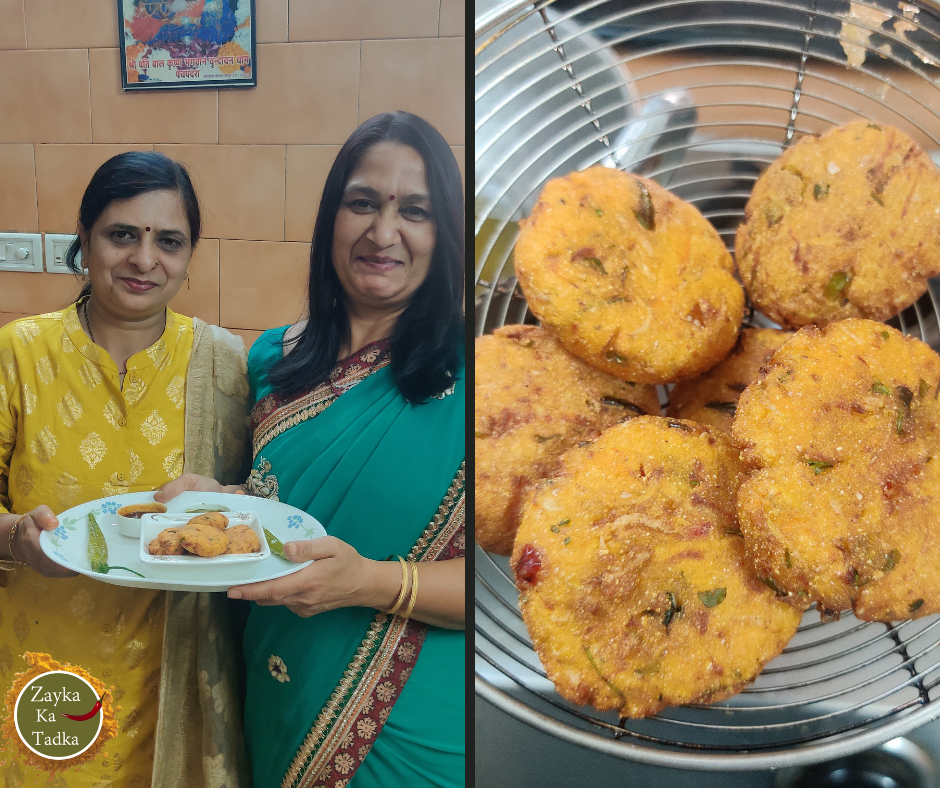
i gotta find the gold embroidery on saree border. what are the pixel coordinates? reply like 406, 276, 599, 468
283, 462, 466, 788
252, 356, 391, 460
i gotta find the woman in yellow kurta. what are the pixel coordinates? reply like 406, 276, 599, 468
0, 152, 249, 787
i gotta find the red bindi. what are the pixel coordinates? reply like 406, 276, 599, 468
389, 195, 395, 201
145, 226, 151, 232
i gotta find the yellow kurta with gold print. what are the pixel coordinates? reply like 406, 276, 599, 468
0, 304, 194, 788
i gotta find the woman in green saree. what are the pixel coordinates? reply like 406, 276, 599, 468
158, 111, 465, 787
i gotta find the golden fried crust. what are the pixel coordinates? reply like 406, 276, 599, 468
667, 328, 793, 432
475, 325, 660, 555
178, 523, 230, 557
512, 417, 801, 718
735, 121, 940, 328
514, 167, 745, 384
187, 512, 229, 531
225, 524, 262, 554
732, 319, 940, 621
149, 528, 184, 556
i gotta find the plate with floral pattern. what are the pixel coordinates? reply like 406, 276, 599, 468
39, 491, 326, 591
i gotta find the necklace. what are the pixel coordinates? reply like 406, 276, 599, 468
83, 301, 96, 345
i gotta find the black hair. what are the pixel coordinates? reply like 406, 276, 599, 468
66, 151, 201, 302
267, 111, 465, 404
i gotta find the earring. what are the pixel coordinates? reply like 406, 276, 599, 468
186, 270, 190, 290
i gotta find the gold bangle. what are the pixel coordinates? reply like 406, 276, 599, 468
402, 561, 419, 619
7, 516, 29, 567
383, 556, 409, 615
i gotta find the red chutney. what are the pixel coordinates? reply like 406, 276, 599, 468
515, 544, 542, 583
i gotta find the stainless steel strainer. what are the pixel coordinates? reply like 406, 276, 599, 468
475, 0, 940, 770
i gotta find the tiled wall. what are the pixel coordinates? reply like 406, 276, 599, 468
0, 0, 465, 349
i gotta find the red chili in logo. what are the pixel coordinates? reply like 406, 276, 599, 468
60, 694, 103, 722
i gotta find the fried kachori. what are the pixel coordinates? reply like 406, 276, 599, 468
513, 416, 802, 718
733, 319, 940, 621
735, 121, 940, 328
224, 524, 262, 554
513, 166, 745, 384
667, 327, 793, 432
475, 324, 660, 555
178, 522, 229, 557
149, 527, 184, 556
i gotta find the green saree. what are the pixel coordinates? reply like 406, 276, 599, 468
242, 329, 466, 788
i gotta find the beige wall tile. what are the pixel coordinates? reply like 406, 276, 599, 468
0, 271, 83, 314
0, 0, 26, 49
289, 0, 439, 41
439, 0, 464, 36
285, 145, 340, 242
25, 0, 118, 49
218, 42, 359, 144
451, 145, 464, 184
220, 240, 308, 330
256, 0, 288, 43
226, 327, 264, 350
89, 49, 218, 144
168, 238, 220, 325
155, 145, 285, 242
0, 50, 91, 143
359, 38, 464, 145
0, 145, 38, 232
35, 144, 153, 234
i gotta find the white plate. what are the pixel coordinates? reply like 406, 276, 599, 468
39, 491, 325, 592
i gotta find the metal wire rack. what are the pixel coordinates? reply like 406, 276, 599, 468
475, 0, 940, 770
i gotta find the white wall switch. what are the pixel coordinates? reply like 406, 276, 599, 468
44, 234, 82, 274
0, 233, 43, 272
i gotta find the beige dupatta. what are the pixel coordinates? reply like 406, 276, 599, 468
152, 319, 253, 788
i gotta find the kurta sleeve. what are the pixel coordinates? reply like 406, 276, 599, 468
0, 350, 16, 514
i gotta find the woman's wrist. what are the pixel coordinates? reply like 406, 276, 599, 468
363, 558, 405, 612
0, 513, 21, 563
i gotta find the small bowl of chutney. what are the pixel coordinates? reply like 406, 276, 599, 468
117, 502, 168, 538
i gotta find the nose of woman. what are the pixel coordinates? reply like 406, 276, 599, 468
367, 204, 401, 250
128, 235, 161, 272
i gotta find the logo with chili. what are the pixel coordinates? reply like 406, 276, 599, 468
1, 652, 117, 772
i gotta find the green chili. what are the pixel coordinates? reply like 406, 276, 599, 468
264, 527, 287, 559
807, 460, 834, 474
896, 385, 914, 435
813, 182, 830, 200
824, 272, 852, 300
87, 512, 144, 577
871, 380, 891, 396
634, 181, 655, 230
883, 549, 901, 573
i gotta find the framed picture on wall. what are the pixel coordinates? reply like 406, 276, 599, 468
118, 0, 257, 90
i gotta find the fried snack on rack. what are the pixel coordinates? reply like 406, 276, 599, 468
735, 121, 940, 328
224, 524, 262, 554
186, 512, 229, 531
513, 416, 802, 719
178, 522, 229, 557
513, 166, 745, 384
149, 527, 184, 556
733, 319, 940, 621
475, 324, 660, 555
666, 327, 793, 432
